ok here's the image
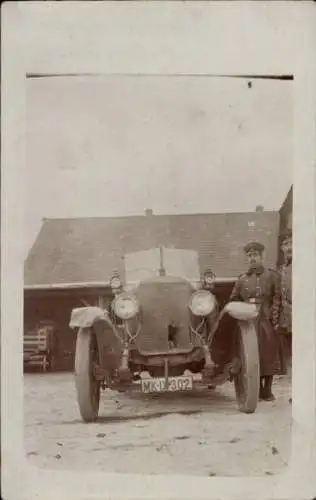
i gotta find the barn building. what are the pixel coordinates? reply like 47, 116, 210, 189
278, 185, 293, 265
24, 188, 292, 371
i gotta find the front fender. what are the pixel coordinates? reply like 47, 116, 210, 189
70, 307, 123, 371
219, 301, 258, 322
69, 307, 113, 330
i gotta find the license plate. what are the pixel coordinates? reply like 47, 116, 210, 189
141, 376, 193, 394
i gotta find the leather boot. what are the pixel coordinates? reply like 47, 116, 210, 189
259, 377, 265, 400
263, 375, 275, 401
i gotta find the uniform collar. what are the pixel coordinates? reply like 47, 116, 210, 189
247, 265, 265, 276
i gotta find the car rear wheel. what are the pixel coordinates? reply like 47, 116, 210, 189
75, 327, 101, 422
234, 320, 260, 414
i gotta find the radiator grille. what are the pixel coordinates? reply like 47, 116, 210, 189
134, 278, 193, 353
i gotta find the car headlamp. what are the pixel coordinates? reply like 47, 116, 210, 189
110, 269, 122, 291
203, 269, 216, 286
189, 290, 216, 317
113, 293, 139, 320
111, 277, 121, 289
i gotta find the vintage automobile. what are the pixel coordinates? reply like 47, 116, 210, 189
69, 247, 260, 422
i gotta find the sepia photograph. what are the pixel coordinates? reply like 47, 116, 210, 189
23, 74, 293, 477
2, 2, 315, 500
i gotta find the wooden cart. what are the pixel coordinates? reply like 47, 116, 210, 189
23, 321, 58, 372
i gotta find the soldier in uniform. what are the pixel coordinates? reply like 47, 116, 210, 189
278, 228, 292, 375
229, 241, 281, 401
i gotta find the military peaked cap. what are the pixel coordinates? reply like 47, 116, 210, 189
204, 267, 215, 275
243, 241, 265, 254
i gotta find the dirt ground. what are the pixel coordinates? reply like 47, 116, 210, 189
24, 372, 292, 477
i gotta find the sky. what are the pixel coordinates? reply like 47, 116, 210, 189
25, 75, 292, 256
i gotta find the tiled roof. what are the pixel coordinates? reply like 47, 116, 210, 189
24, 211, 280, 287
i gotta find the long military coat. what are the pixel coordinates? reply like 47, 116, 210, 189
279, 261, 292, 333
229, 265, 281, 376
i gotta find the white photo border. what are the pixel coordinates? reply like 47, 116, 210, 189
1, 1, 316, 500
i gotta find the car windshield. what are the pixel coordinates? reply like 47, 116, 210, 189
124, 246, 201, 285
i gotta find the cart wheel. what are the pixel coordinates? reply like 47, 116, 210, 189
75, 327, 101, 422
42, 356, 48, 373
234, 320, 260, 414
49, 354, 57, 372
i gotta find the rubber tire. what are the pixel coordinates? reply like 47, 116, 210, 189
75, 328, 100, 422
234, 320, 260, 414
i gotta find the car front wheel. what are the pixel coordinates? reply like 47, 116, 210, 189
74, 327, 101, 422
234, 320, 260, 414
